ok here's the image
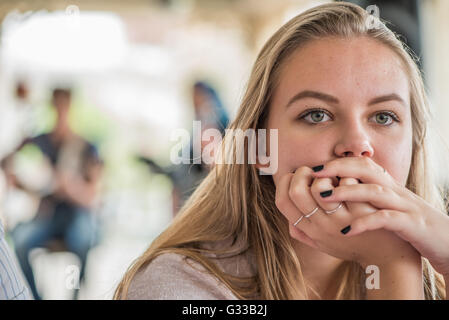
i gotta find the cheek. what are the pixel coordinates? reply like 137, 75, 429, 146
375, 135, 412, 186
394, 143, 413, 185
394, 125, 413, 185
276, 130, 331, 173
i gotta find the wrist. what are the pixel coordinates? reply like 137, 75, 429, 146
364, 262, 424, 300
358, 253, 422, 270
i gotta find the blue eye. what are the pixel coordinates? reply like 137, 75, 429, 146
298, 108, 400, 126
299, 108, 332, 124
370, 111, 400, 126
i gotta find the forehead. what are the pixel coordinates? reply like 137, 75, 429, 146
272, 36, 410, 107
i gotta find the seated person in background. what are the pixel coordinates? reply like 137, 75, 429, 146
4, 88, 103, 300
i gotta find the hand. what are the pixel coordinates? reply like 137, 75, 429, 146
312, 156, 449, 276
54, 170, 70, 199
275, 165, 420, 268
338, 177, 377, 218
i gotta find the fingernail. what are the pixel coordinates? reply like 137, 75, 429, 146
320, 190, 332, 197
340, 225, 351, 235
312, 165, 324, 172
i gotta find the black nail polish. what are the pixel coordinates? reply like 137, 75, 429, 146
341, 225, 351, 235
320, 190, 332, 197
336, 176, 341, 181
312, 165, 324, 172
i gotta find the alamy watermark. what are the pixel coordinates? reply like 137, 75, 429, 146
365, 5, 381, 30
170, 121, 278, 175
65, 5, 80, 30
365, 264, 380, 289
65, 264, 80, 290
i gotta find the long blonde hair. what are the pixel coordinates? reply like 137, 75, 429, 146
115, 2, 447, 299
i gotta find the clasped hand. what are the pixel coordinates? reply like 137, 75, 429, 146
275, 157, 449, 276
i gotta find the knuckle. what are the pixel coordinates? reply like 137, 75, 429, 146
391, 190, 402, 203
371, 184, 384, 195
379, 209, 390, 221
418, 215, 428, 230
288, 185, 303, 200
316, 177, 332, 186
311, 177, 332, 191
296, 166, 312, 175
275, 194, 286, 211
339, 177, 358, 186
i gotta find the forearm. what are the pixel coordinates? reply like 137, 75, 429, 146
58, 174, 98, 208
364, 258, 424, 300
59, 167, 102, 208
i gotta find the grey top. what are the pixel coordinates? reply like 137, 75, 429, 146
127, 237, 257, 300
0, 222, 32, 300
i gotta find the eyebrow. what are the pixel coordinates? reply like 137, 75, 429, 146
285, 90, 406, 108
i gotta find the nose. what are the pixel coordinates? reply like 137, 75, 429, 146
334, 120, 374, 158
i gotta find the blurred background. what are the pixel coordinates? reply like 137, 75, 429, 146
0, 0, 448, 300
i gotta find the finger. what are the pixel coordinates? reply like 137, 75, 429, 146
339, 177, 377, 217
310, 177, 345, 216
311, 157, 398, 189
339, 177, 359, 187
343, 209, 411, 240
275, 172, 311, 228
288, 167, 319, 224
319, 183, 409, 212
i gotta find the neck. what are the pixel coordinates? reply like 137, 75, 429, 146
53, 124, 72, 141
293, 240, 344, 299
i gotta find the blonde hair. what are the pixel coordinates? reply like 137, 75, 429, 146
115, 2, 447, 299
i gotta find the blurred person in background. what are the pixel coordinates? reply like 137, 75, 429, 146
3, 88, 103, 300
13, 81, 37, 140
0, 81, 36, 160
192, 81, 230, 136
0, 81, 41, 233
140, 80, 230, 216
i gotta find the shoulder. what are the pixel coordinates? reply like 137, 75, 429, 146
27, 133, 49, 147
126, 252, 239, 300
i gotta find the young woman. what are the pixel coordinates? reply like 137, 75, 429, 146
114, 2, 449, 299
